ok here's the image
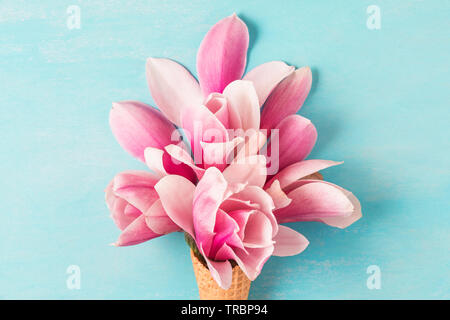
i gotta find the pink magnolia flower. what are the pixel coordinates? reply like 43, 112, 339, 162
146, 14, 314, 173
265, 160, 362, 228
142, 13, 362, 230
109, 101, 196, 182
105, 170, 179, 246
152, 160, 309, 289
111, 14, 314, 176
105, 14, 363, 287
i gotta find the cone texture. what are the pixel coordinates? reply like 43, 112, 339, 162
190, 250, 251, 300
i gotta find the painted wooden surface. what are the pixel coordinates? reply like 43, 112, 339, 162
0, 0, 448, 299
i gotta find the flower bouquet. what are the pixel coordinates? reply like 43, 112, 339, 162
105, 14, 362, 300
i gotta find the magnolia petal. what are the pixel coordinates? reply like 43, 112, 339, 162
242, 211, 274, 248
233, 246, 274, 281
124, 204, 141, 216
197, 13, 249, 96
243, 61, 295, 107
260, 67, 312, 130
105, 181, 140, 231
144, 147, 167, 177
223, 155, 267, 188
181, 104, 229, 165
112, 170, 159, 190
193, 167, 228, 254
286, 180, 362, 228
201, 137, 244, 171
114, 215, 161, 246
112, 170, 160, 213
267, 115, 317, 172
162, 152, 197, 183
154, 175, 196, 236
234, 129, 267, 161
266, 159, 342, 191
223, 80, 260, 131
210, 209, 243, 259
204, 93, 230, 128
144, 199, 180, 235
110, 101, 176, 162
320, 188, 362, 228
208, 241, 272, 282
220, 198, 258, 214
275, 181, 354, 223
203, 249, 233, 290
164, 144, 205, 179
233, 186, 278, 237
145, 146, 199, 183
215, 243, 240, 261
146, 58, 203, 126
228, 209, 253, 239
272, 225, 309, 256
265, 180, 292, 210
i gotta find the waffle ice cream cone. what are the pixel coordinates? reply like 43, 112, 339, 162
190, 250, 251, 300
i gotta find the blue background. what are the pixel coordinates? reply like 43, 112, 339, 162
1, 0, 449, 299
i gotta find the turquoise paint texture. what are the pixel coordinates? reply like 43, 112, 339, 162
0, 0, 449, 299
